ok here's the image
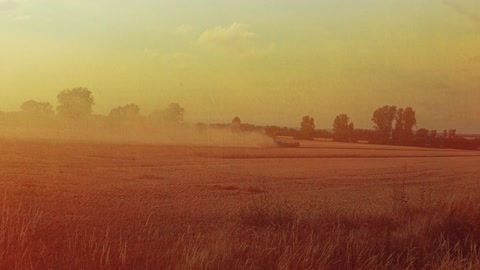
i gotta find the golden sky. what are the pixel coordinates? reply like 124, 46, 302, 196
1, 0, 479, 132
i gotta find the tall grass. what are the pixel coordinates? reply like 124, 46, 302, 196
1, 188, 480, 269
0, 195, 42, 269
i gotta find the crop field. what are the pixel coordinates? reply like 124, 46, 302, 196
1, 139, 480, 269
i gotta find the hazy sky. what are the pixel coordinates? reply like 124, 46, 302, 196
1, 0, 479, 132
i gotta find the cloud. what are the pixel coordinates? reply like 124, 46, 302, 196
443, 0, 480, 23
176, 25, 193, 35
198, 23, 256, 53
0, 0, 19, 10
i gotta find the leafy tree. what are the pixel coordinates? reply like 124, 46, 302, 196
232, 116, 241, 125
403, 107, 417, 133
415, 128, 429, 146
20, 100, 54, 116
232, 116, 242, 132
300, 116, 315, 140
354, 129, 375, 142
393, 107, 416, 145
56, 87, 94, 119
150, 103, 185, 124
164, 103, 184, 122
448, 129, 457, 139
109, 104, 141, 121
333, 114, 355, 142
371, 105, 397, 144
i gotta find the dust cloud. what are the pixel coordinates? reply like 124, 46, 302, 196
0, 112, 274, 148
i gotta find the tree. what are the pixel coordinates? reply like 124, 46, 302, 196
300, 116, 315, 140
403, 107, 416, 132
415, 128, 429, 146
164, 103, 184, 122
393, 107, 416, 145
231, 116, 242, 132
448, 129, 457, 139
232, 116, 241, 125
150, 103, 185, 124
56, 87, 94, 119
20, 100, 54, 116
109, 104, 140, 121
371, 105, 397, 144
333, 114, 355, 142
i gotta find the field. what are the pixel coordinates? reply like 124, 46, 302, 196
1, 139, 480, 269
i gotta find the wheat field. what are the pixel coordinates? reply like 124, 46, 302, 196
1, 139, 480, 269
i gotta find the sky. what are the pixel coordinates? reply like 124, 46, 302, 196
1, 0, 479, 132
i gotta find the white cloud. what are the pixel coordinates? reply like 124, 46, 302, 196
198, 23, 256, 53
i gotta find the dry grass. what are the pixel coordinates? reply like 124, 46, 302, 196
233, 191, 480, 270
1, 140, 480, 269
1, 189, 480, 269
0, 195, 42, 269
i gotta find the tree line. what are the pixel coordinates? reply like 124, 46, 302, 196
296, 105, 479, 150
1, 87, 185, 125
1, 87, 479, 150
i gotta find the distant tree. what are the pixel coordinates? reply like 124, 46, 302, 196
165, 103, 184, 122
371, 105, 397, 144
448, 129, 457, 139
354, 129, 375, 142
393, 107, 416, 145
415, 128, 429, 146
300, 116, 315, 140
20, 100, 54, 116
150, 103, 185, 124
56, 87, 94, 119
109, 104, 141, 121
392, 107, 405, 144
403, 107, 417, 143
314, 129, 334, 139
231, 116, 242, 132
232, 116, 241, 125
333, 114, 355, 142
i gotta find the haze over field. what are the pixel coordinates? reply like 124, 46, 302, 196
1, 0, 480, 132
3, 1, 480, 269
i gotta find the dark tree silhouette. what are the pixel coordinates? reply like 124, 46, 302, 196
393, 107, 416, 145
372, 105, 397, 144
232, 116, 242, 132
109, 104, 141, 121
20, 100, 54, 115
300, 116, 315, 140
415, 128, 429, 146
150, 103, 185, 124
232, 116, 241, 125
448, 129, 457, 139
333, 114, 355, 142
164, 103, 184, 123
56, 87, 94, 119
